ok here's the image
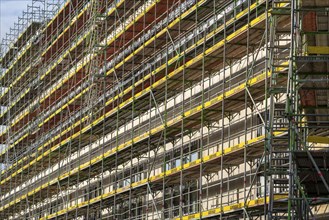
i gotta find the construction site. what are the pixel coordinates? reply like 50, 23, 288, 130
0, 0, 328, 219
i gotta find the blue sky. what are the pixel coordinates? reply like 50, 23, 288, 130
0, 0, 31, 41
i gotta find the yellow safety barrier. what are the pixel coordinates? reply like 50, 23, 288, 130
40, 133, 286, 219
0, 6, 269, 189
176, 195, 288, 220
307, 136, 329, 144
0, 0, 126, 150
41, 3, 91, 57
0, 1, 88, 89
0, 67, 275, 213
307, 46, 329, 55
0, 0, 213, 171
0, 44, 32, 83
0, 0, 261, 141
45, 1, 71, 30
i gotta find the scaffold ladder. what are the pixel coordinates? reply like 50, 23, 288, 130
267, 0, 292, 219
86, 0, 107, 124
84, 1, 107, 218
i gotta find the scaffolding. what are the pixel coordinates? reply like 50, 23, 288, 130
0, 0, 328, 219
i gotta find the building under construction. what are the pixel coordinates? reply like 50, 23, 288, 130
0, 0, 328, 219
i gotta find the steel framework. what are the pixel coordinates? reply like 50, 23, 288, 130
0, 0, 328, 219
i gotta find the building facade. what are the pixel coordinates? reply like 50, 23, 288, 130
0, 0, 328, 219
